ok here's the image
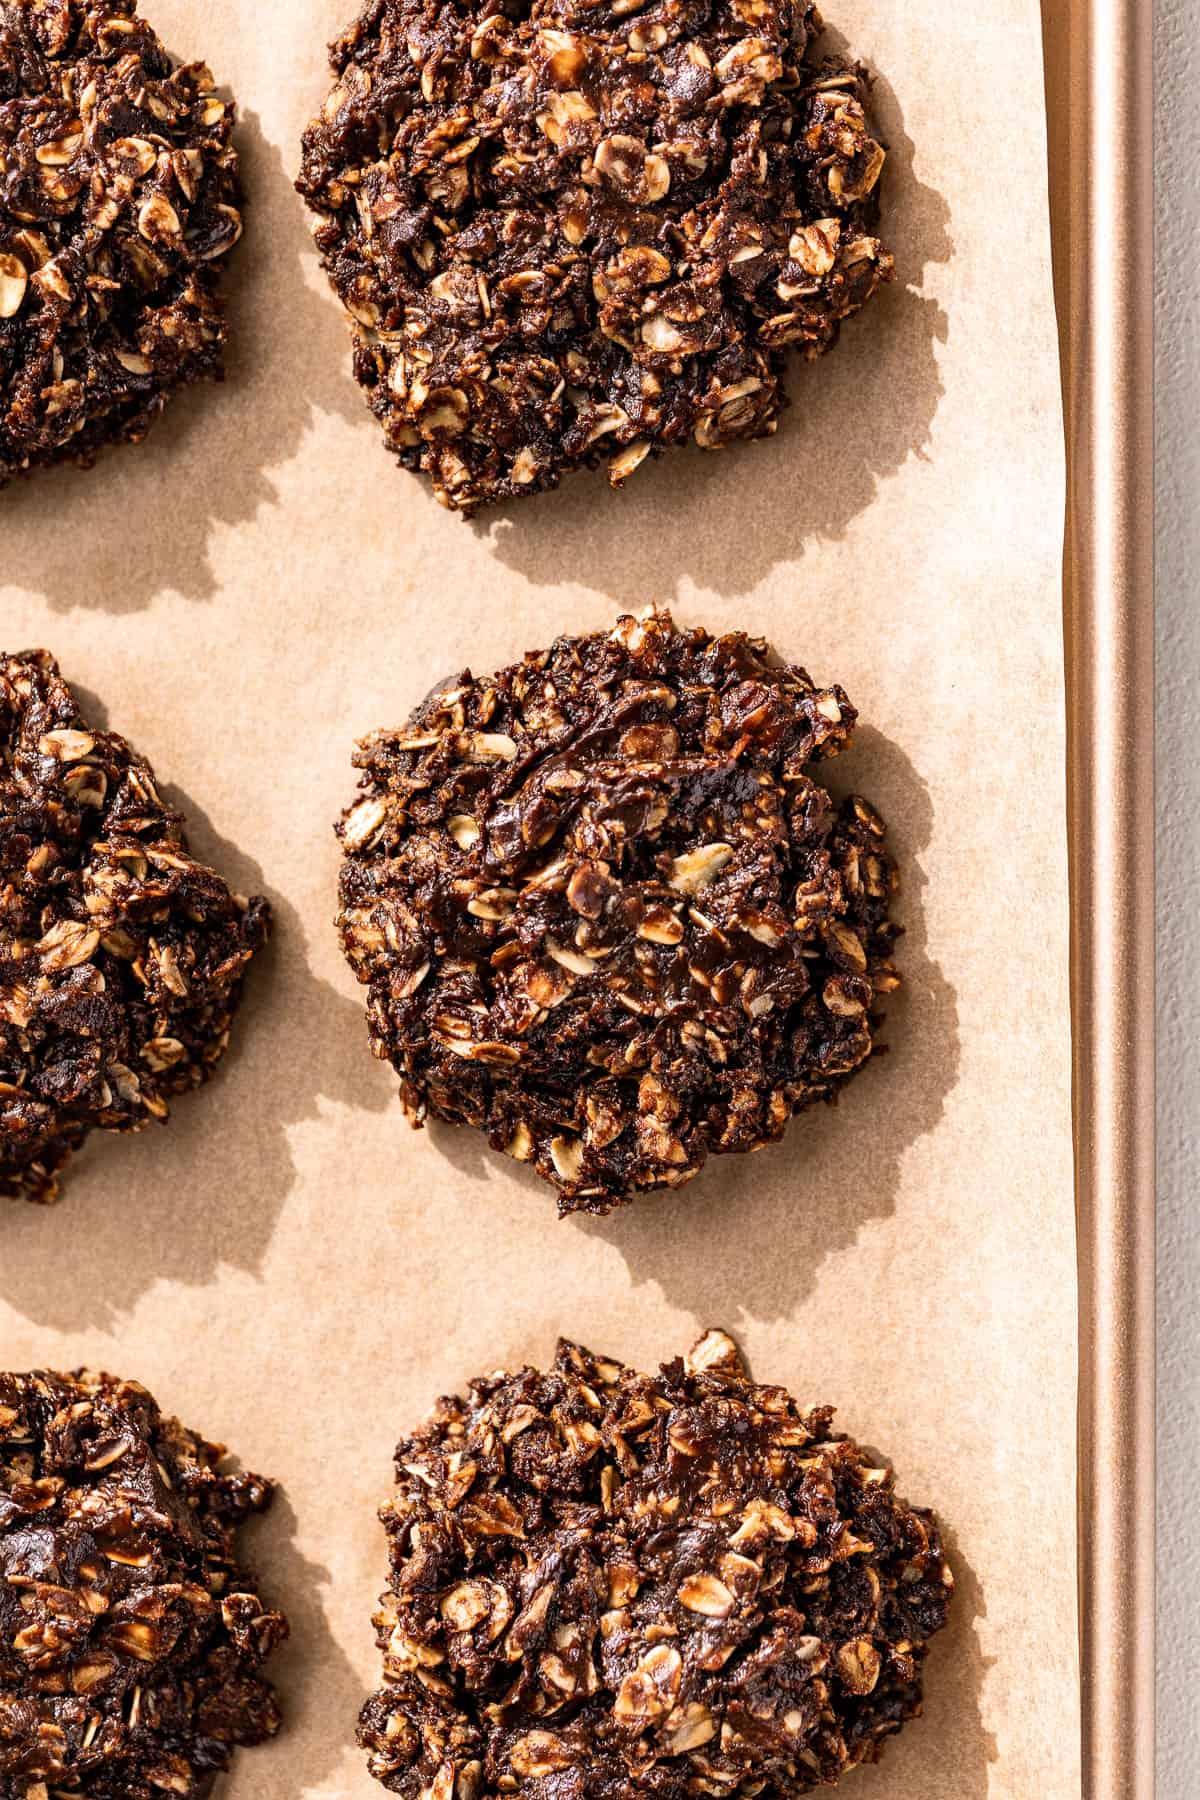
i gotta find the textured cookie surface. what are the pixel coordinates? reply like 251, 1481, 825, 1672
0, 1368, 287, 1798
0, 0, 243, 487
337, 609, 900, 1213
359, 1330, 953, 1796
1, 650, 269, 1204
297, 0, 891, 513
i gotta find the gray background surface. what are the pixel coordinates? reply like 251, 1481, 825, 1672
1156, 0, 1197, 1794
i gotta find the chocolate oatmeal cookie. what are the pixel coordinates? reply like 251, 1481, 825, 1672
297, 0, 891, 513
337, 609, 900, 1213
0, 0, 243, 488
0, 1368, 287, 1797
358, 1330, 953, 1796
1, 651, 269, 1205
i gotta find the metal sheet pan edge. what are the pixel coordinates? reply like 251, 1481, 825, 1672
1042, 3, 1156, 1796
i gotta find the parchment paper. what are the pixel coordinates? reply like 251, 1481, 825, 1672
0, 0, 1076, 1793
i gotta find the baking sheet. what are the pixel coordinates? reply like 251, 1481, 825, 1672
0, 0, 1076, 1795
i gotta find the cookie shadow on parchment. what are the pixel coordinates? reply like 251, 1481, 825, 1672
0, 110, 365, 617
0, 777, 392, 1333
242, 1489, 365, 1799
473, 55, 952, 602
428, 729, 961, 1325
852, 1522, 996, 1799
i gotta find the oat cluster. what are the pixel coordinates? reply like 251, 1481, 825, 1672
0, 0, 243, 487
359, 1330, 953, 1797
337, 609, 900, 1213
297, 0, 892, 513
0, 651, 269, 1205
0, 1368, 287, 1799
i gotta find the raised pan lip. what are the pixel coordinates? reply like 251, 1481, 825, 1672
1043, 1, 1156, 1795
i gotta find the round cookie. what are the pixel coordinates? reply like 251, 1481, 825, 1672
1, 650, 269, 1204
358, 1330, 953, 1796
0, 1368, 287, 1797
336, 609, 900, 1213
297, 0, 891, 513
0, 0, 243, 487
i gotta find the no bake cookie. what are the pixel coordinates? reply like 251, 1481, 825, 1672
337, 609, 900, 1213
1, 650, 269, 1204
0, 1367, 287, 1798
359, 1329, 952, 1795
0, 0, 243, 487
297, 0, 891, 512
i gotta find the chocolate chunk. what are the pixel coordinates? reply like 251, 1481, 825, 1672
0, 0, 244, 488
297, 0, 892, 513
1, 650, 269, 1205
336, 609, 900, 1213
0, 1368, 287, 1797
358, 1330, 953, 1796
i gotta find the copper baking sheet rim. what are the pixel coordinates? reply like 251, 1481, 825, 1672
1042, 3, 1156, 1797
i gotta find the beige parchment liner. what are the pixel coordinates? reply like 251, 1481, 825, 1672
0, 0, 1076, 1794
